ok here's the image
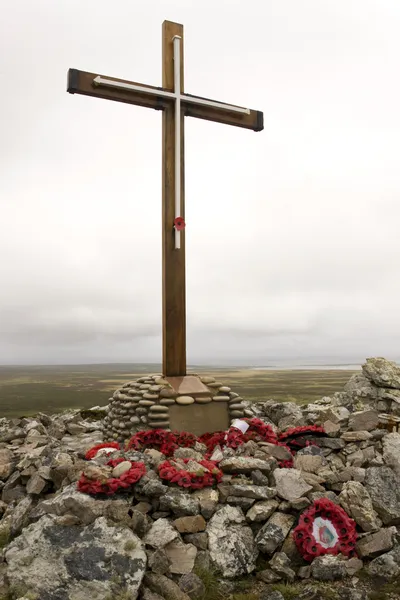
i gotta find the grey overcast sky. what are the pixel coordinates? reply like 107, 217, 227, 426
1, 0, 400, 365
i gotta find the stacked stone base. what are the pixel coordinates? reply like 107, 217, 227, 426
103, 374, 246, 442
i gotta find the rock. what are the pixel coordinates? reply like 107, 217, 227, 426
184, 532, 208, 550
226, 496, 255, 510
164, 539, 197, 574
148, 548, 170, 575
144, 573, 191, 600
192, 488, 219, 519
294, 454, 325, 473
176, 396, 195, 405
227, 484, 277, 500
356, 527, 396, 558
341, 431, 372, 442
269, 552, 296, 581
259, 443, 293, 462
255, 512, 295, 555
1, 471, 25, 504
26, 472, 47, 495
219, 456, 276, 475
179, 573, 205, 599
344, 557, 364, 576
290, 497, 311, 511
174, 448, 204, 461
144, 518, 179, 548
173, 515, 206, 534
257, 568, 283, 583
33, 483, 115, 524
367, 546, 400, 580
194, 549, 211, 572
362, 357, 400, 389
311, 555, 348, 581
142, 587, 165, 600
0, 449, 14, 481
207, 505, 258, 578
338, 481, 380, 532
349, 410, 379, 432
365, 466, 400, 525
245, 473, 266, 489
382, 432, 400, 476
5, 515, 146, 599
246, 500, 279, 523
111, 460, 132, 477
273, 469, 313, 502
9, 495, 34, 536
159, 490, 200, 516
323, 420, 341, 436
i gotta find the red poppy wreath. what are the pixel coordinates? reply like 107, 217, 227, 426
77, 457, 146, 496
293, 498, 358, 562
127, 429, 197, 457
158, 458, 223, 490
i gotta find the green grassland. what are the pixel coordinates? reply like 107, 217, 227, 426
0, 364, 358, 419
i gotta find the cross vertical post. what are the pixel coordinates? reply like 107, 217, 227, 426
162, 21, 186, 377
66, 20, 263, 380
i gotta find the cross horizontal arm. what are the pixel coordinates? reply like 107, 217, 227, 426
67, 69, 264, 132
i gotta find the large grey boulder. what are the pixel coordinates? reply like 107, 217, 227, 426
364, 467, 400, 525
5, 515, 146, 599
362, 357, 400, 389
338, 481, 380, 532
207, 505, 258, 578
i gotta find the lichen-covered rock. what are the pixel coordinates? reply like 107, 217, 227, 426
144, 573, 191, 600
363, 357, 400, 389
144, 518, 179, 548
5, 515, 146, 599
364, 466, 400, 525
310, 555, 348, 581
219, 456, 276, 475
255, 512, 295, 555
382, 432, 400, 476
367, 546, 400, 580
207, 505, 258, 578
338, 481, 380, 532
179, 572, 205, 599
159, 489, 200, 517
246, 499, 279, 523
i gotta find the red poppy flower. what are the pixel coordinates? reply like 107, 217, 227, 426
174, 216, 186, 231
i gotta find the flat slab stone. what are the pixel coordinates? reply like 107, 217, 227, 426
166, 376, 211, 398
169, 402, 229, 436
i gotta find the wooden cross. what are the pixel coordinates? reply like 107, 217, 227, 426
67, 20, 263, 377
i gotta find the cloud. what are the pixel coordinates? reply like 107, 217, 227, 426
0, 0, 399, 364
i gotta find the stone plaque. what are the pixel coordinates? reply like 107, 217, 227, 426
168, 402, 230, 436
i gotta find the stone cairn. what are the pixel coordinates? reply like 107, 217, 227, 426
103, 374, 246, 442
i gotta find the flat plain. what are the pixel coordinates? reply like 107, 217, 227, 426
0, 364, 358, 419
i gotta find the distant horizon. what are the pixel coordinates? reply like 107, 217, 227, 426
0, 355, 386, 369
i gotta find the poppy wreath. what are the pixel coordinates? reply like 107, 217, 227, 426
77, 457, 146, 496
158, 458, 223, 490
293, 498, 358, 562
85, 442, 121, 460
127, 429, 197, 457
278, 425, 326, 452
199, 418, 278, 458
